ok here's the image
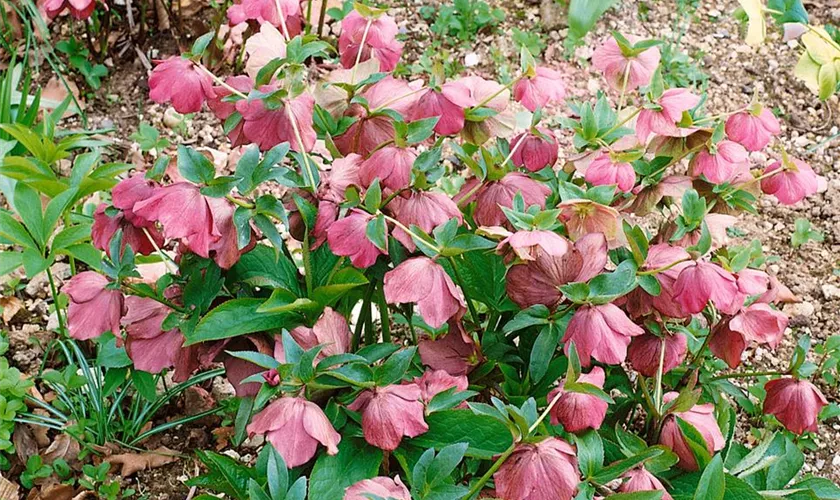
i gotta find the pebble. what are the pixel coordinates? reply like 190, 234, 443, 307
783, 301, 815, 318
832, 455, 840, 468
821, 284, 840, 300
221, 449, 241, 461
464, 53, 480, 67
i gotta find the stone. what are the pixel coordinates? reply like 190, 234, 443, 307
821, 284, 840, 300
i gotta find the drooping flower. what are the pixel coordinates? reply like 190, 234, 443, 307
121, 295, 189, 377
497, 229, 570, 261
563, 303, 644, 366
247, 397, 341, 467
226, 0, 302, 35
460, 76, 516, 144
506, 232, 607, 309
244, 23, 287, 80
592, 34, 661, 91
763, 378, 828, 434
345, 476, 411, 500
321, 153, 364, 203
636, 88, 701, 141
628, 331, 687, 377
659, 392, 725, 470
384, 257, 465, 329
510, 128, 558, 172
760, 156, 819, 205
513, 67, 566, 112
183, 196, 252, 269
710, 303, 788, 368
725, 106, 781, 152
388, 191, 463, 251
455, 172, 550, 227
112, 175, 159, 225
206, 76, 253, 147
413, 369, 469, 403
275, 307, 351, 363
64, 272, 124, 341
689, 141, 750, 184
557, 199, 622, 247
494, 438, 580, 500
548, 366, 608, 432
673, 261, 740, 315
619, 468, 673, 499
418, 321, 481, 376
359, 146, 417, 192
327, 210, 387, 269
148, 57, 215, 114
348, 383, 429, 450
202, 334, 274, 397
338, 11, 403, 71
43, 0, 98, 19
236, 90, 316, 152
584, 151, 636, 193
621, 244, 692, 319
92, 204, 164, 256
409, 81, 476, 136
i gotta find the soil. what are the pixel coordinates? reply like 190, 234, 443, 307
6, 0, 840, 496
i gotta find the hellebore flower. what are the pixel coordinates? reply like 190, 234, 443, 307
673, 261, 740, 315
202, 335, 274, 397
505, 232, 607, 309
321, 153, 363, 203
455, 172, 550, 227
636, 88, 701, 141
388, 191, 463, 252
339, 11, 403, 71
548, 366, 608, 432
585, 151, 636, 193
149, 57, 214, 114
563, 303, 644, 366
236, 90, 316, 152
510, 128, 558, 172
413, 369, 469, 403
133, 183, 221, 260
112, 175, 158, 225
628, 331, 687, 377
689, 141, 750, 184
621, 244, 692, 319
275, 307, 351, 363
327, 210, 387, 269
348, 383, 429, 450
43, 0, 98, 19
121, 295, 189, 377
345, 476, 410, 500
384, 257, 465, 329
710, 303, 788, 368
460, 76, 515, 145
497, 229, 570, 261
760, 156, 819, 205
659, 392, 725, 470
725, 106, 781, 152
557, 199, 622, 247
418, 321, 481, 376
513, 67, 566, 112
359, 146, 417, 192
206, 76, 253, 147
244, 23, 287, 80
592, 34, 661, 91
247, 397, 341, 467
409, 80, 476, 136
494, 438, 580, 500
181, 196, 251, 269
64, 272, 124, 341
227, 0, 302, 35
619, 468, 673, 499
92, 204, 164, 256
763, 378, 828, 434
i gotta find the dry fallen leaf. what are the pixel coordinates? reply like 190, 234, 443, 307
25, 483, 76, 500
12, 423, 38, 464
0, 296, 22, 323
0, 473, 19, 500
43, 433, 80, 466
104, 446, 179, 477
211, 426, 234, 451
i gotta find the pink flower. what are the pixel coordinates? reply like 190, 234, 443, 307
628, 332, 687, 377
359, 146, 417, 192
511, 128, 559, 172
148, 57, 214, 114
585, 151, 636, 192
548, 366, 608, 432
619, 468, 673, 499
247, 397, 341, 467
389, 191, 463, 252
348, 383, 429, 450
321, 154, 363, 203
226, 0, 302, 35
725, 107, 781, 151
339, 11, 403, 71
345, 476, 410, 500
207, 76, 253, 147
63, 272, 124, 341
659, 392, 725, 470
112, 176, 158, 225
621, 244, 692, 319
497, 229, 570, 261
563, 303, 644, 366
636, 88, 701, 141
202, 335, 274, 397
43, 0, 98, 18
275, 307, 351, 362
409, 81, 476, 136
384, 257, 465, 329
689, 141, 750, 184
673, 261, 740, 315
592, 34, 661, 91
327, 210, 387, 269
413, 369, 468, 403
760, 157, 819, 205
494, 438, 579, 500
710, 303, 788, 368
455, 172, 550, 227
244, 23, 287, 80
181, 196, 251, 269
513, 67, 566, 112
506, 233, 607, 309
763, 378, 828, 434
460, 76, 515, 144
418, 321, 481, 376
557, 200, 621, 247
121, 296, 186, 376
92, 204, 164, 256
236, 90, 316, 152
133, 183, 221, 260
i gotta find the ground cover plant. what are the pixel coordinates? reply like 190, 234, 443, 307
2, 0, 840, 498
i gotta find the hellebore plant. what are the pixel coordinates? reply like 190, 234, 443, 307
16, 4, 836, 500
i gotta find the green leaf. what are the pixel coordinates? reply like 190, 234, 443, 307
592, 446, 668, 483
767, 0, 810, 24
13, 182, 44, 248
177, 145, 216, 185
229, 245, 301, 295
131, 370, 158, 402
365, 214, 388, 252
568, 0, 617, 40
609, 493, 664, 500
191, 32, 215, 56
503, 305, 551, 333
677, 417, 712, 470
311, 267, 369, 306
694, 453, 724, 500
0, 252, 23, 275
406, 117, 439, 144
186, 298, 300, 345
308, 438, 382, 500
188, 451, 256, 500
588, 259, 638, 303
97, 335, 132, 368
374, 347, 416, 386
408, 410, 514, 460
529, 322, 562, 382
265, 446, 288, 500
574, 430, 604, 478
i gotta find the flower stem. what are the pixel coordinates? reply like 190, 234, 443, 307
710, 369, 786, 381
143, 227, 179, 275
350, 18, 373, 85
382, 214, 442, 254
46, 266, 66, 334
637, 257, 691, 276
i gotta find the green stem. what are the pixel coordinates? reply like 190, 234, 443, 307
448, 256, 479, 326
638, 257, 691, 276
226, 194, 255, 209
302, 230, 314, 296
710, 369, 786, 381
122, 282, 187, 313
376, 282, 391, 343
46, 267, 66, 334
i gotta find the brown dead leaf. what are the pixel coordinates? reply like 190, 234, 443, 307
104, 446, 179, 477
0, 296, 22, 323
43, 434, 80, 466
0, 473, 19, 500
12, 423, 38, 464
26, 483, 76, 500
41, 77, 83, 118
212, 426, 234, 451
